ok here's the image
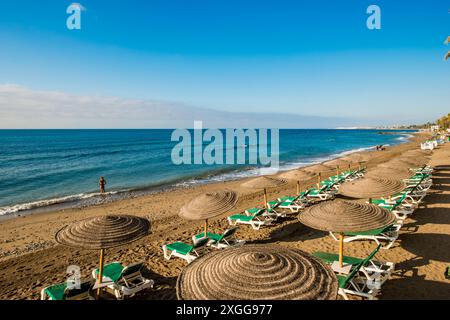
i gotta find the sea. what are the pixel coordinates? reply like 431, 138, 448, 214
0, 129, 414, 217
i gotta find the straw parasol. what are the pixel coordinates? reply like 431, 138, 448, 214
323, 159, 351, 174
402, 149, 431, 157
340, 152, 372, 163
241, 177, 287, 206
365, 166, 412, 181
339, 177, 405, 199
279, 169, 316, 181
241, 176, 287, 189
379, 158, 427, 170
179, 190, 238, 237
176, 244, 338, 300
298, 200, 395, 268
55, 214, 151, 295
303, 164, 334, 174
397, 156, 429, 165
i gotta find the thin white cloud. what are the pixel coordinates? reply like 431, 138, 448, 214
0, 84, 359, 128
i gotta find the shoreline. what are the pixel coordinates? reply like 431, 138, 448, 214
0, 130, 414, 221
0, 132, 424, 259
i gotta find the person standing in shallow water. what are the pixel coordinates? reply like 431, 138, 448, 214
99, 177, 106, 194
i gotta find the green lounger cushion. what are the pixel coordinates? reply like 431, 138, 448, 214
165, 242, 194, 255
267, 200, 279, 207
93, 262, 124, 282
229, 214, 254, 222
344, 225, 394, 236
194, 232, 222, 242
44, 283, 67, 300
313, 252, 362, 266
246, 208, 262, 215
279, 196, 295, 202
336, 275, 348, 288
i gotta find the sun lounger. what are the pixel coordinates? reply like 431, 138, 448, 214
330, 224, 400, 249
335, 258, 379, 300
162, 237, 209, 263
193, 226, 245, 249
306, 183, 336, 201
41, 279, 94, 300
92, 261, 154, 299
313, 244, 394, 290
277, 190, 312, 213
228, 209, 275, 230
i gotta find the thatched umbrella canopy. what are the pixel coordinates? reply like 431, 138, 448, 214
241, 177, 287, 206
179, 191, 238, 237
340, 153, 372, 163
298, 200, 395, 267
402, 149, 431, 158
304, 164, 334, 174
397, 156, 429, 166
176, 244, 338, 300
279, 169, 316, 181
339, 177, 405, 199
323, 159, 351, 174
55, 215, 151, 296
365, 166, 412, 181
379, 158, 427, 170
241, 176, 287, 189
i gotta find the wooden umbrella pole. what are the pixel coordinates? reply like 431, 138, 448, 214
336, 166, 339, 176
97, 248, 105, 297
348, 163, 351, 171
263, 188, 268, 208
317, 173, 321, 189
204, 219, 208, 237
296, 181, 300, 195
339, 233, 344, 268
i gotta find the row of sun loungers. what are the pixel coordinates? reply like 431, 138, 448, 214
41, 159, 433, 300
41, 262, 153, 300
323, 165, 434, 299
162, 168, 366, 265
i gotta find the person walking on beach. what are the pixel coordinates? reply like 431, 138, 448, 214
99, 176, 106, 194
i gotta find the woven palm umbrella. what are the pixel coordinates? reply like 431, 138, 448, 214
339, 177, 405, 199
341, 152, 372, 163
365, 166, 411, 181
179, 191, 238, 237
323, 159, 351, 175
298, 200, 395, 268
397, 156, 429, 166
241, 176, 287, 189
55, 214, 151, 296
304, 164, 334, 174
241, 176, 287, 208
279, 169, 315, 181
402, 149, 431, 158
176, 244, 338, 300
379, 158, 427, 170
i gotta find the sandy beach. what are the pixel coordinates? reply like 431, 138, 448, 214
0, 132, 449, 300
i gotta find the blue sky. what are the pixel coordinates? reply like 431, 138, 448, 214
0, 0, 449, 128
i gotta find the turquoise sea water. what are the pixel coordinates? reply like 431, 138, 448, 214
0, 129, 413, 216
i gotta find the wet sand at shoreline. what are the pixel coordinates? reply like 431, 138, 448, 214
0, 132, 449, 300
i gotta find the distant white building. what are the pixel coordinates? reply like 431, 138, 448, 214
431, 125, 440, 131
